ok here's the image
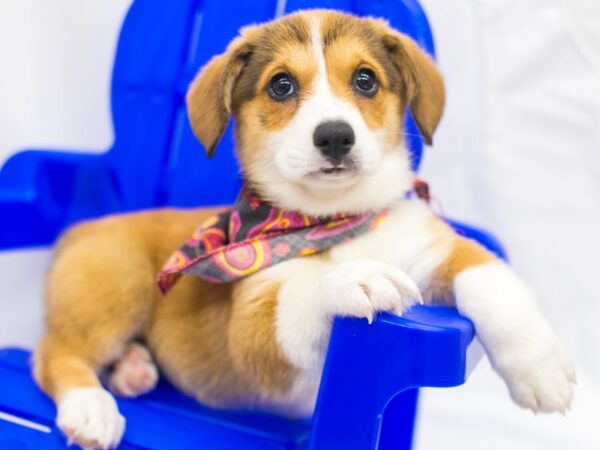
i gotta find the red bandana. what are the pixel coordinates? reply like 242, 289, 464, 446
156, 187, 388, 294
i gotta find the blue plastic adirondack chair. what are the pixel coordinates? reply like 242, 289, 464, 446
0, 1, 506, 448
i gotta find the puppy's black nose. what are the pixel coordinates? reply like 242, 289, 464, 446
313, 120, 355, 164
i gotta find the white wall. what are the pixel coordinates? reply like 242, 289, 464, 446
417, 0, 600, 448
0, 0, 130, 155
0, 0, 130, 353
0, 1, 598, 449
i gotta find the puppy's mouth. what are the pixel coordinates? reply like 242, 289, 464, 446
306, 162, 360, 182
319, 167, 352, 175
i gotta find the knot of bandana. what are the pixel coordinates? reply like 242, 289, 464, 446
156, 187, 389, 294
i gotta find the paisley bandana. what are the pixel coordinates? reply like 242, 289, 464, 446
156, 187, 389, 294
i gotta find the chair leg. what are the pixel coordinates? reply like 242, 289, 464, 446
309, 308, 475, 450
307, 381, 390, 450
378, 388, 419, 450
307, 319, 417, 450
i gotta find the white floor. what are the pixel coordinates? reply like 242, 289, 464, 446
0, 1, 599, 449
418, 360, 600, 450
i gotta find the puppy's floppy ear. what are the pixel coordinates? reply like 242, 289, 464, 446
186, 34, 253, 157
375, 23, 445, 145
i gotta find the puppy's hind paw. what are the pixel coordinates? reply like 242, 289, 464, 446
57, 387, 125, 450
108, 342, 158, 398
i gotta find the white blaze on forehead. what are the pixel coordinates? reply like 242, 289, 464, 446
310, 17, 328, 94
304, 17, 350, 122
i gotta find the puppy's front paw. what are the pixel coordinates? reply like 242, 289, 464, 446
321, 259, 422, 322
57, 387, 125, 450
455, 262, 576, 414
493, 333, 576, 414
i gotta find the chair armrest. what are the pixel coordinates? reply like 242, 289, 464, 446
0, 150, 98, 198
309, 306, 481, 450
0, 150, 119, 250
449, 219, 507, 260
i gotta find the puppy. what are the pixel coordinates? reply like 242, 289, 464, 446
34, 10, 575, 450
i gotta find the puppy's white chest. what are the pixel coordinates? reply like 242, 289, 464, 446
329, 200, 440, 273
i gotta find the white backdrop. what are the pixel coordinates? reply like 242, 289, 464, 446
0, 1, 598, 449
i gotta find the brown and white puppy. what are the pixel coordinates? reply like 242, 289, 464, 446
34, 10, 575, 450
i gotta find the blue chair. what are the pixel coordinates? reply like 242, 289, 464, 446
0, 1, 505, 448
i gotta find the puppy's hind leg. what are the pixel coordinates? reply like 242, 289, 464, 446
35, 336, 125, 450
33, 224, 157, 450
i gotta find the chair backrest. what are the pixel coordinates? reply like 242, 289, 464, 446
107, 0, 435, 210
0, 0, 436, 249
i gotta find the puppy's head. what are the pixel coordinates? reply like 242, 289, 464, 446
187, 10, 444, 216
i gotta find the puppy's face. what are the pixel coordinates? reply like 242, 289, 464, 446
187, 10, 444, 215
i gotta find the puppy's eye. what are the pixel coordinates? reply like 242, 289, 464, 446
269, 73, 295, 101
354, 68, 378, 97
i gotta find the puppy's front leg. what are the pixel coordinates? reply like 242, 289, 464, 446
427, 231, 576, 413
276, 259, 422, 372
228, 258, 421, 413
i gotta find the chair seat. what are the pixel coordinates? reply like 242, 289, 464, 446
0, 306, 480, 450
0, 349, 311, 450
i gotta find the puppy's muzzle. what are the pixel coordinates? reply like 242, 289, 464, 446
313, 120, 355, 166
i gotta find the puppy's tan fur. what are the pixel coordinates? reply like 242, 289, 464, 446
424, 225, 496, 305
35, 9, 573, 450
35, 207, 302, 407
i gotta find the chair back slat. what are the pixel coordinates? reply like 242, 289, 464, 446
107, 0, 199, 210
162, 0, 278, 207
